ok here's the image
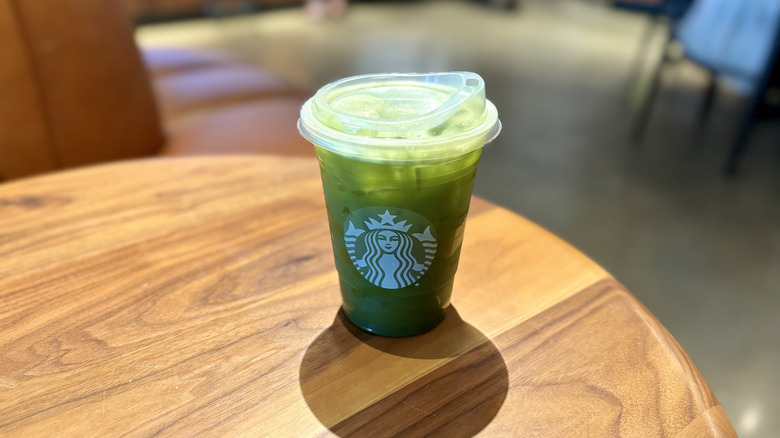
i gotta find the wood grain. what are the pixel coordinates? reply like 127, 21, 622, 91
0, 156, 734, 437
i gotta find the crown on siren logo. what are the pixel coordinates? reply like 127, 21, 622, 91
364, 210, 413, 232
345, 208, 437, 290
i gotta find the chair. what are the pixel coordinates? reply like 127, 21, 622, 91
613, 0, 691, 18
613, 0, 693, 97
0, 0, 311, 182
630, 0, 780, 175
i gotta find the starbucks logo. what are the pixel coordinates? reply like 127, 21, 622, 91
344, 207, 437, 290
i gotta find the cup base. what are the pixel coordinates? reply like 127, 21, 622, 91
343, 305, 449, 337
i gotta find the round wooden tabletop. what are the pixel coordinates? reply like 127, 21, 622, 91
0, 156, 735, 437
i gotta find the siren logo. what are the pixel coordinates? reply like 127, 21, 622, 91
344, 207, 437, 289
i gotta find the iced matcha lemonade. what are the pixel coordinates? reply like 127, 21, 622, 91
299, 72, 500, 337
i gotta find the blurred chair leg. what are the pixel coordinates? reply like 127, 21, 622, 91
625, 15, 661, 99
631, 35, 671, 144
689, 72, 718, 151
698, 72, 718, 128
726, 21, 780, 176
725, 92, 762, 176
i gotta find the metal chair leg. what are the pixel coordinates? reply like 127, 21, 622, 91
726, 15, 780, 176
631, 32, 672, 144
698, 72, 718, 128
726, 92, 762, 176
625, 15, 661, 100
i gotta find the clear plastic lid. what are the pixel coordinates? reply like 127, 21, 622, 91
298, 72, 501, 162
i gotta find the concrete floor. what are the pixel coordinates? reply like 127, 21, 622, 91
137, 1, 780, 436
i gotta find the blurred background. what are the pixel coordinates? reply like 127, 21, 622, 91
4, 0, 778, 435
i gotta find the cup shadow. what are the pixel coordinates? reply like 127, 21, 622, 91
299, 307, 508, 437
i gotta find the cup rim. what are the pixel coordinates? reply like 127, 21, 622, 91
298, 72, 502, 163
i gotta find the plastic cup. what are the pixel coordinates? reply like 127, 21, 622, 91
298, 72, 500, 337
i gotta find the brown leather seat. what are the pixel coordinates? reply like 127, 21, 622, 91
142, 47, 233, 77
152, 62, 304, 119
0, 0, 312, 182
161, 97, 313, 157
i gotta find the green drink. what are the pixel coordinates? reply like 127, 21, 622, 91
299, 72, 500, 337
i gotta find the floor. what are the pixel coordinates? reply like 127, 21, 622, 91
137, 1, 780, 436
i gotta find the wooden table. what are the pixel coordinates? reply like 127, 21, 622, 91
0, 156, 735, 437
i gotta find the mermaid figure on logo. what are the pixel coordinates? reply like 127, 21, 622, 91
361, 229, 423, 289
346, 210, 437, 290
